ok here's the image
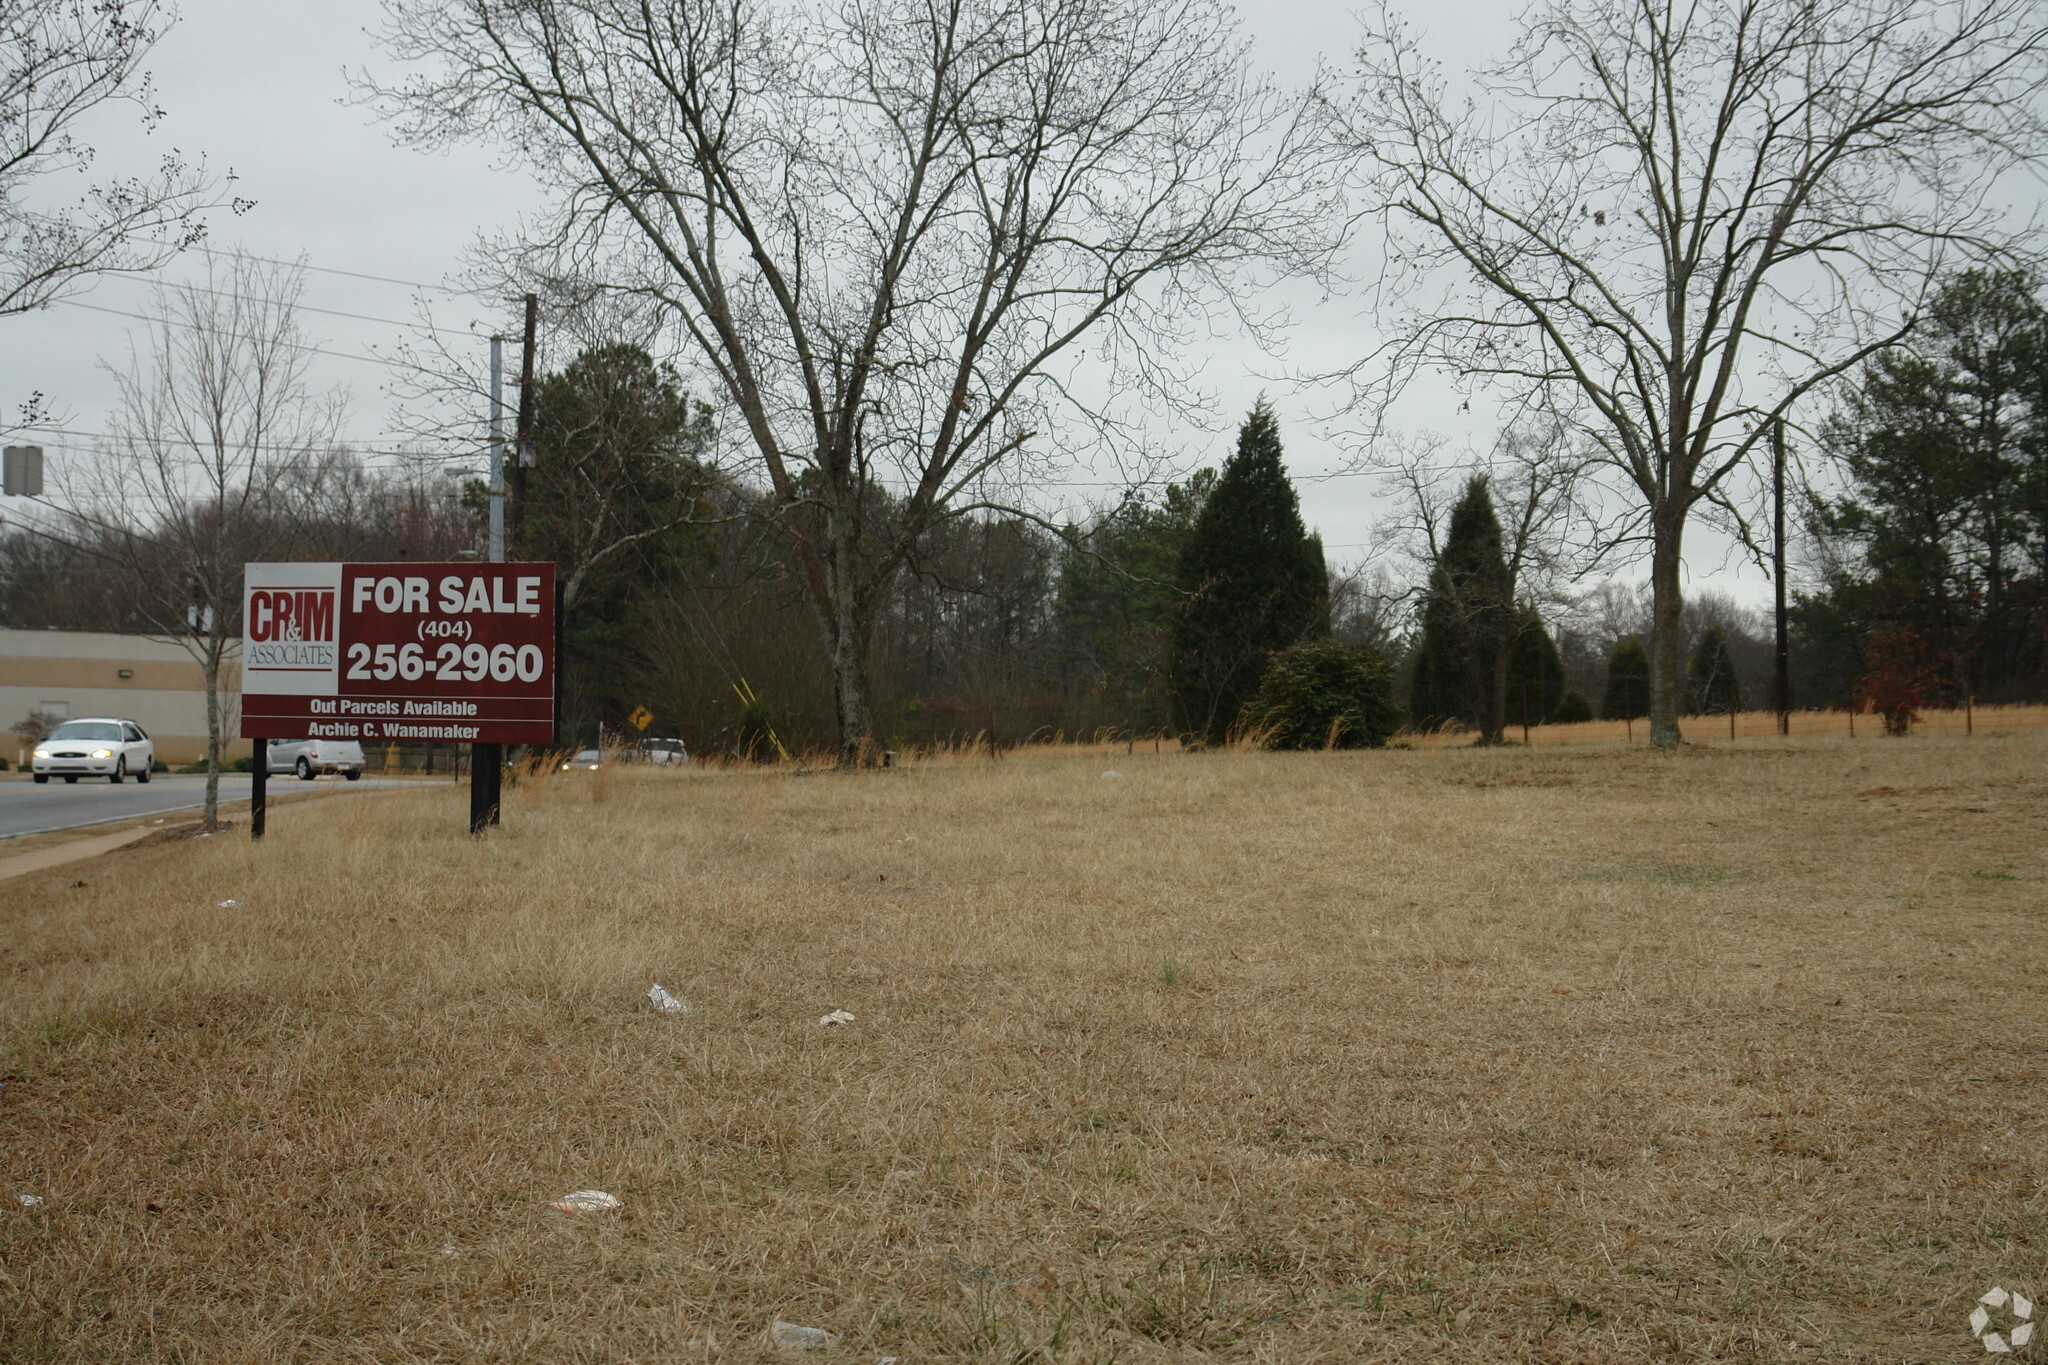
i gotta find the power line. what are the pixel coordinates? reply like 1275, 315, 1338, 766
27, 436, 476, 469
96, 271, 497, 341
37, 422, 471, 449
194, 246, 471, 297
54, 298, 419, 371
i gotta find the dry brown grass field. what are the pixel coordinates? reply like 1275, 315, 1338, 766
3, 731, 2045, 1363
1408, 704, 2048, 749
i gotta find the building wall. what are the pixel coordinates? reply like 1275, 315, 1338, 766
1, 629, 242, 766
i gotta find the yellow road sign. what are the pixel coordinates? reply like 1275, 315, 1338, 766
628, 705, 653, 731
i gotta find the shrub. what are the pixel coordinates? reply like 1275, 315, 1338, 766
1859, 623, 1934, 736
1242, 640, 1402, 750
1551, 689, 1594, 724
734, 679, 786, 761
0, 757, 9, 771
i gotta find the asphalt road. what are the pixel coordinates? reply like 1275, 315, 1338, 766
0, 774, 423, 840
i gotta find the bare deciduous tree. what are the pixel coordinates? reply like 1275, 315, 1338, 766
367, 0, 1331, 763
1330, 0, 2048, 746
75, 253, 343, 827
0, 0, 235, 323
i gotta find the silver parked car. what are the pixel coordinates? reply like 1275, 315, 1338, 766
31, 718, 154, 784
265, 737, 365, 781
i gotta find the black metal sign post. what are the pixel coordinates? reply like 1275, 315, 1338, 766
251, 739, 267, 839
470, 741, 500, 834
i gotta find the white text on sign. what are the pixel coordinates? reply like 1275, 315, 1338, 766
350, 575, 544, 615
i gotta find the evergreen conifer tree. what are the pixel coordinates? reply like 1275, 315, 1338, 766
1685, 624, 1742, 715
1168, 401, 1328, 743
1503, 608, 1565, 732
1551, 689, 1594, 724
1407, 477, 1512, 739
1602, 636, 1651, 739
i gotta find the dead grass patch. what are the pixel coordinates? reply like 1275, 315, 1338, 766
2, 734, 2045, 1361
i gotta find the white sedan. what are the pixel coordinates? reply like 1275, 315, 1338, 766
31, 718, 155, 784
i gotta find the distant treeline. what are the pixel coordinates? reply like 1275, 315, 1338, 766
8, 269, 2045, 753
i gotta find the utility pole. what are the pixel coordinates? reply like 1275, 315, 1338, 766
510, 293, 538, 556
473, 335, 509, 833
1773, 418, 1790, 738
487, 336, 506, 563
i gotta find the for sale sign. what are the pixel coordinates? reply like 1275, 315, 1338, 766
241, 562, 557, 744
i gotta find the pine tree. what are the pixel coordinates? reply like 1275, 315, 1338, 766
1685, 624, 1742, 715
1168, 401, 1328, 743
1503, 607, 1565, 732
1407, 477, 1511, 739
1551, 689, 1594, 724
1602, 636, 1651, 739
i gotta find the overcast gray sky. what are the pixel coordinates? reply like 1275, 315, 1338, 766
1, 0, 1794, 608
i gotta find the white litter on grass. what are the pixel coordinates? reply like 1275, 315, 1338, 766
647, 983, 689, 1014
770, 1320, 841, 1352
1101, 770, 1122, 779
218, 900, 241, 908
819, 1009, 856, 1026
1972, 1286, 2036, 1353
17, 1193, 43, 1208
439, 1244, 461, 1258
545, 1190, 622, 1217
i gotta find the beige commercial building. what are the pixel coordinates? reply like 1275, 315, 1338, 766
1, 628, 241, 767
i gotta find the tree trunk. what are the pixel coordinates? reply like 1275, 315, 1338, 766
202, 651, 221, 829
822, 538, 881, 765
1483, 631, 1511, 745
1647, 508, 1686, 749
830, 622, 876, 767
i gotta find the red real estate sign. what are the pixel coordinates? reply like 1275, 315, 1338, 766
240, 562, 557, 745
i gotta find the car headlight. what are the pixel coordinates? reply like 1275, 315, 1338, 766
90, 748, 114, 759
32, 748, 50, 759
